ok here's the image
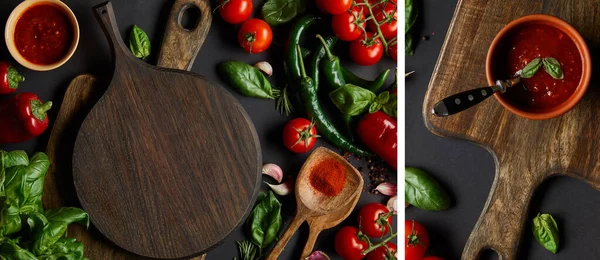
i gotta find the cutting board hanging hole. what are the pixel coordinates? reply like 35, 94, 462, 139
179, 5, 200, 31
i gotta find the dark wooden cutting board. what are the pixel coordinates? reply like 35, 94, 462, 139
423, 0, 600, 259
70, 1, 261, 259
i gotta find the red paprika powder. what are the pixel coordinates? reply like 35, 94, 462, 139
309, 158, 346, 196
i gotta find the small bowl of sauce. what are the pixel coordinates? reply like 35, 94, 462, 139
487, 15, 591, 120
5, 0, 79, 71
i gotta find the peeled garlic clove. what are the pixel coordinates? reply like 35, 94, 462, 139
266, 179, 293, 196
305, 251, 330, 260
254, 61, 273, 77
375, 182, 397, 196
388, 196, 397, 214
262, 163, 283, 183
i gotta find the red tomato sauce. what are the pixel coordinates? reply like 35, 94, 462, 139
494, 24, 582, 111
14, 3, 73, 65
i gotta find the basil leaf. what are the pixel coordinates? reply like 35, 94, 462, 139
0, 240, 37, 260
329, 84, 376, 116
518, 58, 542, 79
218, 61, 276, 99
542, 57, 564, 80
405, 0, 418, 34
1, 151, 28, 169
262, 0, 306, 26
246, 191, 282, 249
129, 25, 151, 60
382, 93, 397, 118
0, 198, 22, 237
405, 32, 415, 56
405, 167, 450, 211
37, 237, 86, 260
376, 91, 390, 104
533, 213, 559, 254
368, 102, 382, 114
29, 208, 89, 255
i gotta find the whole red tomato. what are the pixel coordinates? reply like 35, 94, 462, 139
358, 203, 392, 237
405, 220, 429, 260
282, 118, 318, 153
332, 7, 366, 41
366, 242, 397, 260
216, 0, 252, 24
335, 226, 369, 260
237, 19, 273, 54
422, 257, 444, 260
316, 0, 352, 15
349, 32, 383, 66
368, 3, 397, 39
388, 41, 397, 60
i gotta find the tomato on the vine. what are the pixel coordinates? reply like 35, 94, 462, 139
216, 0, 252, 24
366, 242, 397, 260
237, 19, 272, 54
332, 7, 366, 41
422, 257, 444, 260
335, 226, 369, 260
316, 0, 353, 15
405, 220, 429, 260
282, 118, 319, 153
368, 3, 398, 40
388, 41, 397, 60
349, 32, 384, 66
358, 203, 392, 237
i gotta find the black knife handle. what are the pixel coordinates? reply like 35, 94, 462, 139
432, 86, 496, 116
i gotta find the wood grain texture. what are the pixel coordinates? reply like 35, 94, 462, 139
423, 0, 600, 259
71, 2, 261, 259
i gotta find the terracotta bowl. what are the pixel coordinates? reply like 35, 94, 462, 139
5, 0, 79, 71
486, 14, 592, 120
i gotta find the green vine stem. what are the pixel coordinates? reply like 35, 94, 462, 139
353, 0, 398, 56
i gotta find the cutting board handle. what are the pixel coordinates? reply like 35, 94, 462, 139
462, 163, 543, 260
157, 0, 212, 71
93, 2, 138, 65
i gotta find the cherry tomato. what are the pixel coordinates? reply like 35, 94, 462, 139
422, 257, 444, 260
405, 220, 429, 260
388, 41, 397, 60
316, 0, 352, 15
332, 7, 366, 41
349, 32, 383, 66
237, 19, 273, 54
282, 118, 318, 153
335, 226, 369, 260
358, 203, 392, 237
368, 3, 398, 39
366, 242, 397, 260
216, 0, 252, 24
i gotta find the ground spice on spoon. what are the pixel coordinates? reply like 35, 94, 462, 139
309, 158, 346, 196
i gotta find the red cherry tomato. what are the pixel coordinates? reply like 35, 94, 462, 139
216, 0, 252, 24
282, 118, 318, 153
335, 226, 369, 260
237, 19, 273, 54
368, 3, 398, 39
405, 220, 429, 260
316, 0, 352, 15
366, 242, 397, 260
358, 203, 392, 237
349, 32, 383, 66
389, 41, 397, 60
422, 257, 445, 260
332, 7, 366, 41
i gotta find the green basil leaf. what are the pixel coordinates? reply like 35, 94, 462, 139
0, 198, 22, 237
382, 93, 397, 118
518, 58, 542, 79
246, 191, 282, 249
405, 32, 415, 56
368, 102, 382, 114
4, 152, 49, 216
405, 0, 418, 34
262, 0, 306, 26
376, 91, 390, 104
218, 61, 275, 99
1, 151, 28, 169
29, 208, 89, 255
37, 237, 86, 260
0, 240, 37, 260
532, 213, 559, 254
329, 84, 376, 116
405, 167, 451, 211
129, 25, 151, 60
542, 57, 564, 80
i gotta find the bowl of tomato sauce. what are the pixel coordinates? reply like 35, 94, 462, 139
487, 14, 591, 120
5, 0, 79, 71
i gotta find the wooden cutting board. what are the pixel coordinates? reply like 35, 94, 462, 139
423, 1, 600, 259
68, 1, 261, 259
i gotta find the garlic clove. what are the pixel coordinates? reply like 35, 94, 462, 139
305, 251, 331, 260
254, 61, 273, 77
262, 163, 283, 183
375, 182, 397, 196
387, 196, 397, 214
266, 179, 293, 196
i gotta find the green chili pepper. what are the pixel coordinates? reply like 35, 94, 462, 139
316, 34, 346, 90
297, 45, 372, 157
341, 67, 391, 92
310, 35, 337, 92
287, 15, 319, 81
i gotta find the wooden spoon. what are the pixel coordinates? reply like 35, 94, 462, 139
301, 191, 361, 258
266, 147, 364, 260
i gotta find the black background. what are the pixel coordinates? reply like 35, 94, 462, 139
406, 0, 600, 259
0, 0, 397, 259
